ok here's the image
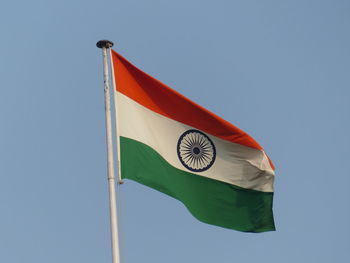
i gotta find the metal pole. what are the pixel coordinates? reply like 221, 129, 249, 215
96, 40, 121, 263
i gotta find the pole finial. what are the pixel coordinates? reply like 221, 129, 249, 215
96, 40, 114, 49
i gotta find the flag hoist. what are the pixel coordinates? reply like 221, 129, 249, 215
96, 40, 122, 263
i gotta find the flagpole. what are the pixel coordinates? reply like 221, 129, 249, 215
96, 40, 121, 263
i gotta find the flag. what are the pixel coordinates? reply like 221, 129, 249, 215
111, 50, 276, 232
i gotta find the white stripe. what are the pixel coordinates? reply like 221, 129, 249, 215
117, 92, 275, 192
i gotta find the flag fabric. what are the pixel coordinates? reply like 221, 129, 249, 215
111, 50, 276, 232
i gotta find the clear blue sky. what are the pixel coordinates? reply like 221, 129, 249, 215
1, 0, 349, 262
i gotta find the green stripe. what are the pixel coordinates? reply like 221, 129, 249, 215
120, 136, 275, 233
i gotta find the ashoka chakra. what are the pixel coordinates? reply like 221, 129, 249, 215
177, 129, 216, 172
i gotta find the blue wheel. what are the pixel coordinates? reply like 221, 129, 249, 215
177, 129, 216, 172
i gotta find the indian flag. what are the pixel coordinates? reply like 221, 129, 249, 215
111, 50, 276, 233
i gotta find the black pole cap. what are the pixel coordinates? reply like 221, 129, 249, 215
96, 40, 114, 48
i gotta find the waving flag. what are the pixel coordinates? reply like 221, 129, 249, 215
111, 50, 275, 232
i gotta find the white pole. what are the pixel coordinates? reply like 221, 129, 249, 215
96, 40, 121, 263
